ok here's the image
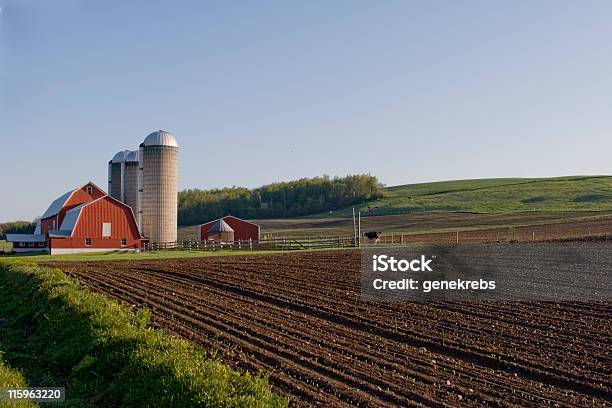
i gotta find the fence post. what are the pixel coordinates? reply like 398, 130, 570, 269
401, 234, 404, 244
456, 231, 459, 244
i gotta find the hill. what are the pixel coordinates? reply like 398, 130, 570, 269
178, 176, 612, 241
314, 176, 612, 217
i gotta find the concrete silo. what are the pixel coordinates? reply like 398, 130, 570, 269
138, 130, 179, 244
108, 150, 129, 200
122, 150, 140, 222
107, 150, 140, 228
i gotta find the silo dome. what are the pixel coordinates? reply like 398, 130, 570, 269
125, 150, 139, 162
111, 150, 130, 163
143, 130, 179, 147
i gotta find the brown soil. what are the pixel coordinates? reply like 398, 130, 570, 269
51, 250, 611, 407
384, 217, 612, 244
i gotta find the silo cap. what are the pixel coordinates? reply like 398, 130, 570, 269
125, 150, 139, 162
143, 130, 179, 147
112, 150, 139, 163
111, 150, 130, 163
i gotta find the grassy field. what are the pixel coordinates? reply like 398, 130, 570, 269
312, 176, 612, 217
0, 262, 287, 407
0, 355, 35, 408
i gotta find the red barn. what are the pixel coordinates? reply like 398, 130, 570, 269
197, 216, 260, 241
6, 182, 143, 255
39, 182, 106, 235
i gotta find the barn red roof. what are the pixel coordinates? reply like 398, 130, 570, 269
40, 181, 105, 220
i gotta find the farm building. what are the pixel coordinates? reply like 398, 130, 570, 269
197, 216, 260, 242
6, 182, 143, 254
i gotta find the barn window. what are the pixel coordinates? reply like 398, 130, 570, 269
28, 242, 34, 247
121, 238, 127, 246
86, 185, 93, 194
102, 223, 111, 237
85, 238, 92, 246
38, 242, 45, 247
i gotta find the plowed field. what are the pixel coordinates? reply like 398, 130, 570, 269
52, 250, 611, 407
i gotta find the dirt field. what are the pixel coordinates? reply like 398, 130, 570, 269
179, 211, 612, 242
53, 250, 611, 407
376, 216, 612, 244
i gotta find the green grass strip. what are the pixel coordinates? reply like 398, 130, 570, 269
0, 249, 287, 263
0, 261, 288, 408
0, 360, 37, 408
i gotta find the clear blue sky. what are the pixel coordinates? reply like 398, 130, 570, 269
1, 1, 611, 221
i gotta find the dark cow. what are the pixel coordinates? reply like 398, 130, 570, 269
363, 231, 382, 243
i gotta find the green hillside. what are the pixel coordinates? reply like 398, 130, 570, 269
318, 176, 612, 217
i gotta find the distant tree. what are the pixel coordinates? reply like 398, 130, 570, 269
177, 174, 383, 226
0, 220, 37, 239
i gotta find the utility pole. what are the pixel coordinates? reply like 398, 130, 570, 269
358, 211, 361, 247
352, 207, 357, 247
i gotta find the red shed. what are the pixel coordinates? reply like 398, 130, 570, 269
197, 215, 260, 241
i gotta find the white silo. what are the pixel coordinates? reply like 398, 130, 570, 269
138, 130, 179, 244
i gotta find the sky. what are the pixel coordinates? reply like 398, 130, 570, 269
1, 1, 612, 221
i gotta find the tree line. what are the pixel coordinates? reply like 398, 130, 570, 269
178, 174, 383, 226
0, 221, 36, 240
